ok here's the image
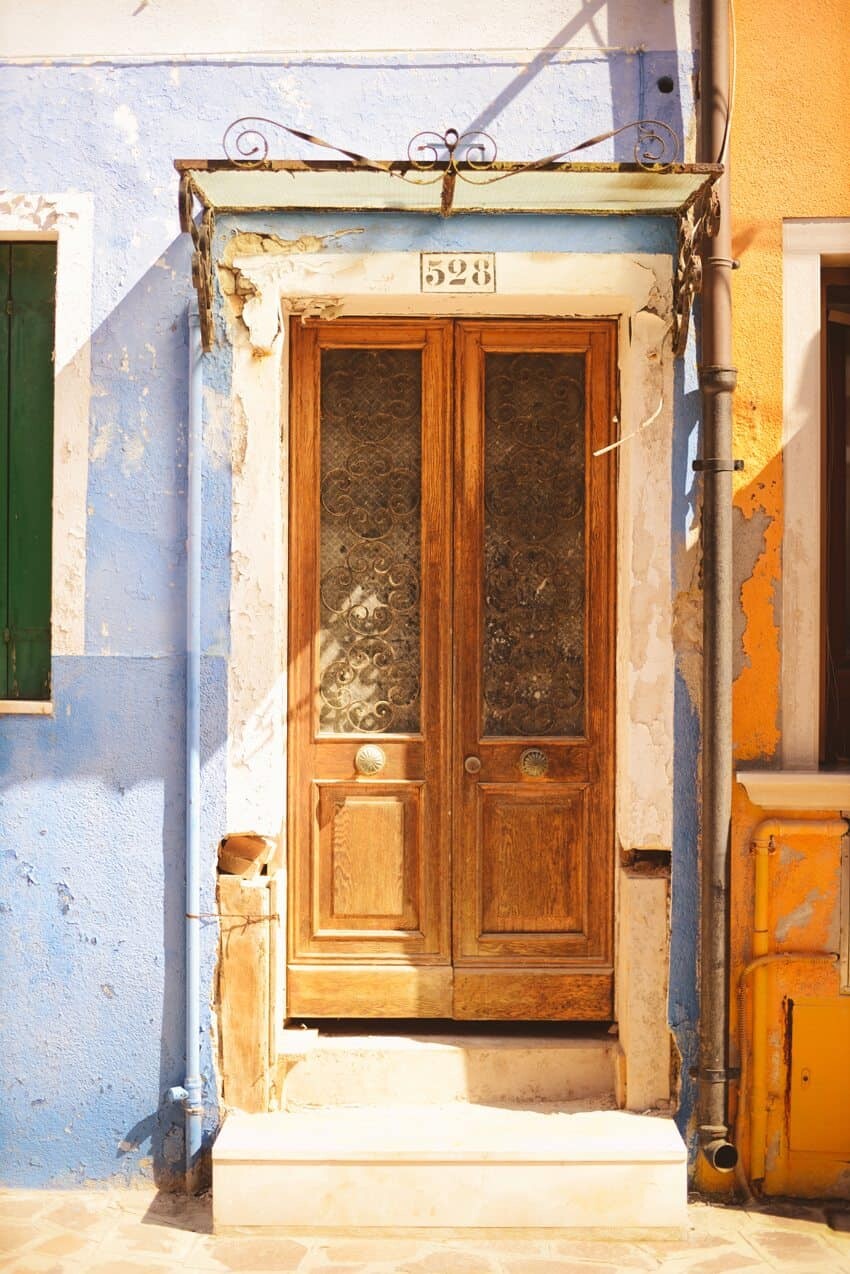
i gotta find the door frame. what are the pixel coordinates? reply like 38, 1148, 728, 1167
222, 243, 677, 1106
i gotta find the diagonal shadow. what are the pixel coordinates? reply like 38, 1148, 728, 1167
461, 0, 608, 136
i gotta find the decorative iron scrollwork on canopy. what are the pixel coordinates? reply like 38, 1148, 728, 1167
222, 116, 681, 179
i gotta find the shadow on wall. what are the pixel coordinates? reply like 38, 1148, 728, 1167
669, 343, 703, 1150
0, 235, 228, 1189
462, 2, 689, 165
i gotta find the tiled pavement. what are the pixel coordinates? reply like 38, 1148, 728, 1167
2, 1189, 850, 1274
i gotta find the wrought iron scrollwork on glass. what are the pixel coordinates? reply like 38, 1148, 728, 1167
482, 353, 586, 737
318, 348, 422, 735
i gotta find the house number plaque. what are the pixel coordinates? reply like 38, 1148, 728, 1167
420, 253, 496, 293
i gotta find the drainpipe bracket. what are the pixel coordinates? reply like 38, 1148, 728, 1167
690, 1066, 741, 1081
693, 457, 744, 473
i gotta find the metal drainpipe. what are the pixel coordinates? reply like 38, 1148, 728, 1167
167, 302, 205, 1184
184, 301, 205, 1180
697, 0, 739, 1173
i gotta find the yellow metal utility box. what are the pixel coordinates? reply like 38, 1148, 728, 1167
789, 999, 850, 1156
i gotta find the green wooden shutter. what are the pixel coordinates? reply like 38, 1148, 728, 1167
0, 247, 10, 698
2, 243, 55, 700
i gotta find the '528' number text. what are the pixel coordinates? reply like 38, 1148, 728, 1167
420, 253, 496, 293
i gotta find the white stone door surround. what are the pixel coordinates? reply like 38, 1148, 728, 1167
219, 243, 680, 1111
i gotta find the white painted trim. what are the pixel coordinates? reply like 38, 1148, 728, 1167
0, 700, 54, 716
0, 195, 93, 659
737, 769, 850, 812
781, 219, 850, 767
225, 246, 678, 1101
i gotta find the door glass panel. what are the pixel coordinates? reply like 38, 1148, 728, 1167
318, 347, 422, 733
482, 352, 586, 736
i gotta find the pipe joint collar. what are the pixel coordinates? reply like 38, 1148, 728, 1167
698, 364, 738, 395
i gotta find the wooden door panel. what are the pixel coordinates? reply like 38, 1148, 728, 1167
288, 321, 452, 1013
314, 782, 424, 937
288, 965, 453, 1019
452, 321, 616, 1018
453, 970, 613, 1020
479, 785, 587, 940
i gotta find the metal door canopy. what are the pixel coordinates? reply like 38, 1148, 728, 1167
177, 162, 717, 217
174, 120, 721, 353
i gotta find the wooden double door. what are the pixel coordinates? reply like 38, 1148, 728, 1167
288, 318, 616, 1020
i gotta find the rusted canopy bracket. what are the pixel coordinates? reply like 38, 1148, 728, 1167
673, 182, 722, 357
176, 119, 720, 355
179, 173, 215, 352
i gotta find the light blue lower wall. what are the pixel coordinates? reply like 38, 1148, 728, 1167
0, 655, 225, 1187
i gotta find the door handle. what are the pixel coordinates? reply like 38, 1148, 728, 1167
355, 744, 386, 775
464, 755, 482, 774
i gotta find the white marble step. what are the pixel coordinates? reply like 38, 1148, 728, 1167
213, 1104, 687, 1234
280, 1028, 621, 1108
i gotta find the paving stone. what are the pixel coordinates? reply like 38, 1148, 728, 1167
747, 1228, 850, 1268
676, 1253, 765, 1274
112, 1219, 197, 1256
30, 1230, 91, 1257
463, 1240, 552, 1255
550, 1239, 656, 1267
43, 1199, 114, 1232
645, 1234, 737, 1256
7, 1260, 66, 1274
399, 1251, 495, 1273
0, 1198, 44, 1221
301, 1268, 365, 1274
503, 1261, 622, 1273
86, 1264, 184, 1274
144, 1193, 214, 1234
203, 1236, 309, 1270
320, 1239, 429, 1263
0, 1225, 35, 1254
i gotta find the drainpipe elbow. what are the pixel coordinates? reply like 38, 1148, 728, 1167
700, 1128, 738, 1173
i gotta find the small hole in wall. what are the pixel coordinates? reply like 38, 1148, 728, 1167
657, 76, 675, 94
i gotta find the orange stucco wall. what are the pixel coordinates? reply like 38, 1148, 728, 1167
726, 0, 850, 1194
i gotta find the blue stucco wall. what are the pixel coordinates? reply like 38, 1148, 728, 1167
0, 43, 699, 1185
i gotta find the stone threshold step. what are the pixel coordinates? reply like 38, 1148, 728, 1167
213, 1106, 687, 1233
279, 1028, 622, 1108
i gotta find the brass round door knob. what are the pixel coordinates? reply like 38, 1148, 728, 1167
354, 744, 386, 775
464, 755, 482, 774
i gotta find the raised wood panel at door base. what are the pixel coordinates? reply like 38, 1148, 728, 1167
478, 785, 588, 953
453, 970, 613, 1020
314, 781, 424, 939
287, 965, 453, 1019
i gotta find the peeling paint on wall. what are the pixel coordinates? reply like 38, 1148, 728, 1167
732, 504, 772, 682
